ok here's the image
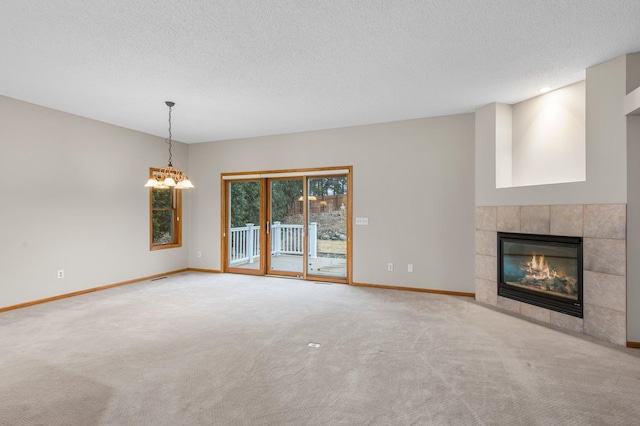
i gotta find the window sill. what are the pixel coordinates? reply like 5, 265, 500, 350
150, 243, 182, 251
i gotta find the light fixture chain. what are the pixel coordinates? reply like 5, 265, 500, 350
166, 103, 173, 166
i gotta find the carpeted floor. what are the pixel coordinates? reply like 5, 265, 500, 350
1, 272, 639, 425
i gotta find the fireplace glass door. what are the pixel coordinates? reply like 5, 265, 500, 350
498, 232, 583, 317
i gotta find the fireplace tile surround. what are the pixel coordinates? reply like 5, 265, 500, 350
475, 204, 626, 346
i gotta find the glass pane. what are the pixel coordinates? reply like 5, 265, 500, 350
152, 188, 172, 208
502, 241, 578, 301
307, 176, 347, 278
152, 210, 174, 244
269, 179, 304, 273
228, 181, 262, 270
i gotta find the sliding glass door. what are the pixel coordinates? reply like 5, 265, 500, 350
223, 168, 351, 283
226, 180, 264, 275
306, 176, 348, 279
268, 178, 304, 276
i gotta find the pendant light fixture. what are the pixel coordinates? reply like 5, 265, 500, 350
144, 101, 194, 190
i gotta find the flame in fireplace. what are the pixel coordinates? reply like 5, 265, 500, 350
522, 254, 557, 280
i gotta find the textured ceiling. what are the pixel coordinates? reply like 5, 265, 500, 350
1, 1, 640, 143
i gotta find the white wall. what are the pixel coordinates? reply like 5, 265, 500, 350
495, 104, 513, 188
1, 96, 189, 308
476, 55, 627, 206
511, 81, 586, 187
494, 82, 586, 189
188, 114, 476, 293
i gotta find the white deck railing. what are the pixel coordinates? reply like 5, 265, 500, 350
229, 222, 317, 265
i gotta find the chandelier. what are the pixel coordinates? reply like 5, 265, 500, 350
144, 101, 194, 190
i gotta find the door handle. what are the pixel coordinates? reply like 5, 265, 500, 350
266, 221, 270, 234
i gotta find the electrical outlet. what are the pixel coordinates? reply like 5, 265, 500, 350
387, 263, 394, 271
57, 270, 64, 279
197, 251, 202, 258
408, 264, 414, 273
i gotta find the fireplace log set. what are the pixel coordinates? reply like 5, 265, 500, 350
514, 254, 578, 297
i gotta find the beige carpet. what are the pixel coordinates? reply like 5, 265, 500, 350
1, 272, 639, 425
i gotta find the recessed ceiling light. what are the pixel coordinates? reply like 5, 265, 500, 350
539, 87, 552, 93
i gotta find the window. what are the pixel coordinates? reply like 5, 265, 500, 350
149, 168, 182, 250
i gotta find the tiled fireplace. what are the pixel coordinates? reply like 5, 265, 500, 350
475, 204, 626, 346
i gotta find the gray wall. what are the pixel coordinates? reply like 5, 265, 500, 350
627, 115, 640, 342
3, 53, 637, 340
1, 95, 189, 307
626, 53, 640, 342
188, 114, 476, 293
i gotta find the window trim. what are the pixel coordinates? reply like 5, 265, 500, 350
149, 167, 182, 251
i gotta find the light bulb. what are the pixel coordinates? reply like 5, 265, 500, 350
144, 178, 159, 187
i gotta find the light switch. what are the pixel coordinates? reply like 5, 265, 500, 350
355, 217, 369, 225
